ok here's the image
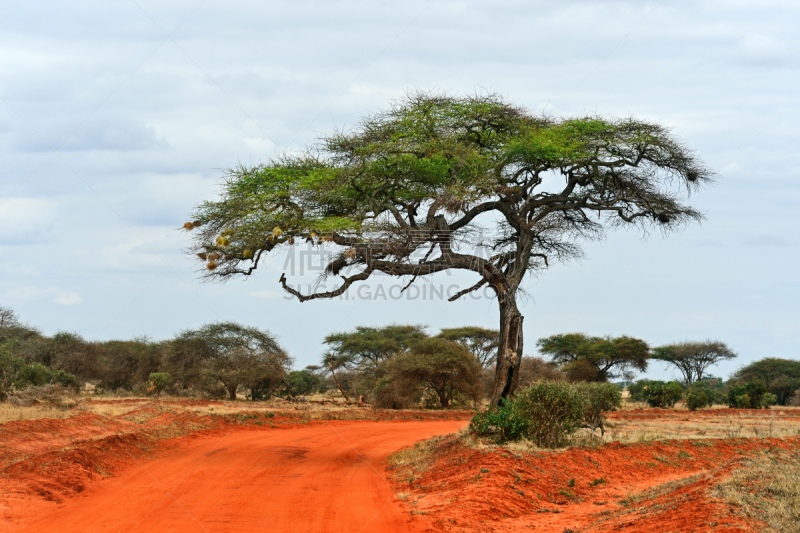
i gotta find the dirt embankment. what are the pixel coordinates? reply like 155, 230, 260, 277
389, 433, 800, 532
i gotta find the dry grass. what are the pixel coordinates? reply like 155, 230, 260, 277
387, 434, 449, 475
715, 449, 800, 533
0, 402, 77, 424
603, 408, 800, 444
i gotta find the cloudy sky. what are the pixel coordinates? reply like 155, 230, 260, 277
1, 1, 798, 379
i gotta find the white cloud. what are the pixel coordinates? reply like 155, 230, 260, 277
3, 286, 82, 306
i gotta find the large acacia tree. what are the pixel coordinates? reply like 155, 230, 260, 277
187, 93, 712, 405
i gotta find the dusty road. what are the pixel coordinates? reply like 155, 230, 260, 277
11, 420, 466, 533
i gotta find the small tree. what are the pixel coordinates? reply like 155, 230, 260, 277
175, 323, 292, 400
382, 338, 483, 407
436, 327, 499, 370
727, 382, 769, 409
537, 333, 649, 382
187, 93, 713, 405
641, 381, 684, 408
685, 382, 714, 411
148, 372, 172, 397
652, 341, 737, 385
731, 358, 800, 406
575, 382, 622, 435
0, 343, 23, 401
323, 325, 427, 367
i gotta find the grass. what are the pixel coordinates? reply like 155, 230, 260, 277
716, 449, 800, 533
0, 402, 77, 424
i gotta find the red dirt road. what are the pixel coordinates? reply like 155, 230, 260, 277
8, 420, 466, 533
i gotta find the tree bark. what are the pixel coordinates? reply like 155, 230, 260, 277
329, 365, 349, 402
490, 294, 524, 406
228, 383, 237, 401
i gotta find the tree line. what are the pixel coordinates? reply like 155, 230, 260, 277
2, 305, 798, 408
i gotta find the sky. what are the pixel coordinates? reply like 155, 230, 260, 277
1, 0, 798, 380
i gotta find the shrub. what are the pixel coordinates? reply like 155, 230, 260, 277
727, 382, 768, 409
732, 358, 800, 406
575, 382, 622, 434
640, 380, 684, 408
470, 381, 585, 447
148, 372, 172, 397
685, 384, 714, 411
627, 379, 652, 403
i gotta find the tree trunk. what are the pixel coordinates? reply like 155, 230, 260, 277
436, 387, 450, 408
329, 365, 349, 402
228, 383, 237, 400
490, 294, 524, 406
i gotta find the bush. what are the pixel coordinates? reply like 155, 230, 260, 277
148, 372, 172, 397
575, 382, 622, 434
685, 384, 714, 411
640, 380, 684, 408
627, 379, 651, 403
471, 381, 585, 447
727, 382, 768, 409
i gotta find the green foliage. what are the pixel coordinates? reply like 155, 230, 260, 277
148, 372, 172, 397
377, 337, 482, 408
323, 324, 427, 368
574, 382, 622, 431
727, 382, 769, 409
277, 369, 326, 397
471, 381, 586, 446
732, 358, 800, 406
685, 383, 714, 411
436, 327, 499, 369
537, 333, 649, 382
652, 341, 736, 385
171, 322, 292, 400
639, 380, 684, 408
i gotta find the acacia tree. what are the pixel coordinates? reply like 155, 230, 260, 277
652, 340, 736, 386
187, 93, 712, 404
537, 333, 650, 382
175, 322, 291, 400
437, 326, 499, 369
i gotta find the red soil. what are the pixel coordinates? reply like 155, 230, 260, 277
389, 435, 800, 532
3, 405, 798, 532
0, 406, 468, 532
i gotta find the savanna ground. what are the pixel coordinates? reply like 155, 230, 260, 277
1, 397, 799, 532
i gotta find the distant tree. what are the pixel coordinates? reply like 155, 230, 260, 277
100, 338, 164, 391
323, 325, 427, 367
174, 323, 292, 400
0, 342, 23, 401
278, 369, 325, 397
652, 341, 737, 385
381, 338, 483, 408
186, 93, 713, 405
727, 382, 769, 409
641, 380, 684, 408
731, 358, 800, 406
46, 332, 104, 382
537, 333, 649, 382
437, 327, 499, 370
148, 372, 172, 398
517, 356, 566, 388
0, 306, 40, 344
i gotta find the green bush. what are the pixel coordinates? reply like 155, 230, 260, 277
14, 362, 76, 389
148, 372, 172, 397
727, 382, 768, 409
470, 381, 586, 447
575, 382, 622, 434
627, 379, 652, 402
762, 392, 778, 407
685, 384, 714, 411
640, 380, 684, 408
